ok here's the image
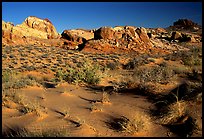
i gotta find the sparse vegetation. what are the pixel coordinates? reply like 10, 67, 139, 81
159, 100, 188, 125
89, 102, 102, 112
133, 64, 175, 84
2, 29, 202, 137
2, 70, 38, 89
101, 92, 110, 104
109, 113, 151, 134
55, 59, 101, 85
123, 57, 147, 70
2, 126, 70, 137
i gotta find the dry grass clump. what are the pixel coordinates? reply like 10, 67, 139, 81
101, 92, 110, 104
20, 100, 44, 116
2, 126, 70, 137
2, 89, 45, 117
89, 102, 102, 112
123, 57, 147, 70
59, 106, 70, 118
159, 100, 187, 125
110, 112, 151, 134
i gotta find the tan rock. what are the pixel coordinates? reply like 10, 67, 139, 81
61, 29, 94, 44
20, 16, 60, 39
2, 16, 61, 46
171, 31, 182, 40
94, 27, 115, 40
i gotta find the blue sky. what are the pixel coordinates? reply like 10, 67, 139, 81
2, 2, 202, 33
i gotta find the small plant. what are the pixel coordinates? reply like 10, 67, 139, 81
158, 90, 188, 125
159, 100, 187, 125
20, 100, 44, 117
101, 92, 110, 104
89, 102, 102, 112
123, 57, 146, 70
60, 106, 70, 118
106, 62, 119, 70
110, 113, 151, 134
74, 116, 85, 127
133, 64, 175, 84
2, 70, 38, 89
54, 59, 101, 85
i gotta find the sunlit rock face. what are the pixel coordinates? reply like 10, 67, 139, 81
2, 16, 60, 46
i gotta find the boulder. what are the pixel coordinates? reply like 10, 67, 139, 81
20, 16, 60, 39
61, 29, 94, 44
171, 31, 182, 40
94, 27, 115, 40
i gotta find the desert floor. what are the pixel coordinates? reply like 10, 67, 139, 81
2, 42, 202, 137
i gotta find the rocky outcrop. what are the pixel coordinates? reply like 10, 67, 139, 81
61, 29, 94, 44
80, 26, 154, 53
2, 16, 60, 46
94, 27, 115, 40
171, 31, 182, 40
21, 16, 60, 39
173, 19, 198, 27
168, 19, 201, 32
2, 17, 202, 54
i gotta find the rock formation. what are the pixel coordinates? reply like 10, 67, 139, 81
61, 29, 94, 44
173, 19, 198, 27
81, 26, 154, 53
2, 17, 202, 54
2, 16, 60, 46
167, 19, 201, 31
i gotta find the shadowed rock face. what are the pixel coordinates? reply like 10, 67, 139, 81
94, 27, 115, 40
168, 19, 201, 32
173, 19, 198, 27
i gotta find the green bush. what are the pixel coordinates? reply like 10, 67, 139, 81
55, 60, 101, 85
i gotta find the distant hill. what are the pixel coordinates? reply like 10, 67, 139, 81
166, 19, 202, 32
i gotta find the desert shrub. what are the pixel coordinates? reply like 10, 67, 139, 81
55, 59, 101, 85
172, 66, 190, 75
123, 57, 146, 70
159, 100, 187, 125
181, 53, 202, 66
164, 47, 202, 67
133, 64, 175, 84
2, 89, 16, 107
106, 62, 119, 70
2, 70, 38, 89
110, 113, 151, 134
20, 100, 43, 116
